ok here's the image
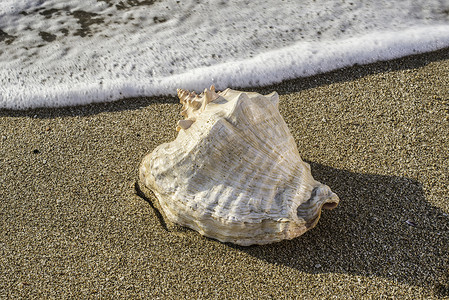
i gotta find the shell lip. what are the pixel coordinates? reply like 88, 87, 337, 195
304, 197, 339, 229
322, 200, 339, 210
295, 185, 339, 229
305, 213, 321, 229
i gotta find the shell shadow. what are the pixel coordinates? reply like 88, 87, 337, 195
135, 159, 448, 295
228, 162, 449, 297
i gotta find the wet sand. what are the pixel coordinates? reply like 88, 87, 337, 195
1, 48, 448, 298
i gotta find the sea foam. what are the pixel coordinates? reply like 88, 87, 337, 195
1, 0, 448, 109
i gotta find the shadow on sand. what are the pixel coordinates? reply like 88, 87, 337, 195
227, 162, 449, 297
136, 160, 448, 296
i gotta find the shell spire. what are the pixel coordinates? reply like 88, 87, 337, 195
176, 85, 220, 131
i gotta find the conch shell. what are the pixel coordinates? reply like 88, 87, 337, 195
139, 86, 339, 246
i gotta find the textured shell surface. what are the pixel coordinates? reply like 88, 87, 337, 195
139, 86, 339, 246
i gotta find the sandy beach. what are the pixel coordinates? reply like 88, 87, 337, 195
1, 48, 448, 298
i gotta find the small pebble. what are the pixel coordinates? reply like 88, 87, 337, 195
405, 219, 417, 227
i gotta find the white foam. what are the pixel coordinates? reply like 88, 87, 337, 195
1, 0, 448, 109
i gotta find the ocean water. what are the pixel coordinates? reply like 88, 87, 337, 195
1, 0, 448, 109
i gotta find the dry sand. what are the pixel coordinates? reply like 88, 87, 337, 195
1, 48, 448, 298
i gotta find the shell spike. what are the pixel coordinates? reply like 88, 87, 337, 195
176, 119, 194, 131
204, 88, 213, 102
177, 89, 190, 104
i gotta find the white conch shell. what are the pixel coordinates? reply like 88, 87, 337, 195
139, 86, 339, 246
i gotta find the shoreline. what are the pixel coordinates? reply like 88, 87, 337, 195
1, 46, 448, 116
1, 49, 448, 298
